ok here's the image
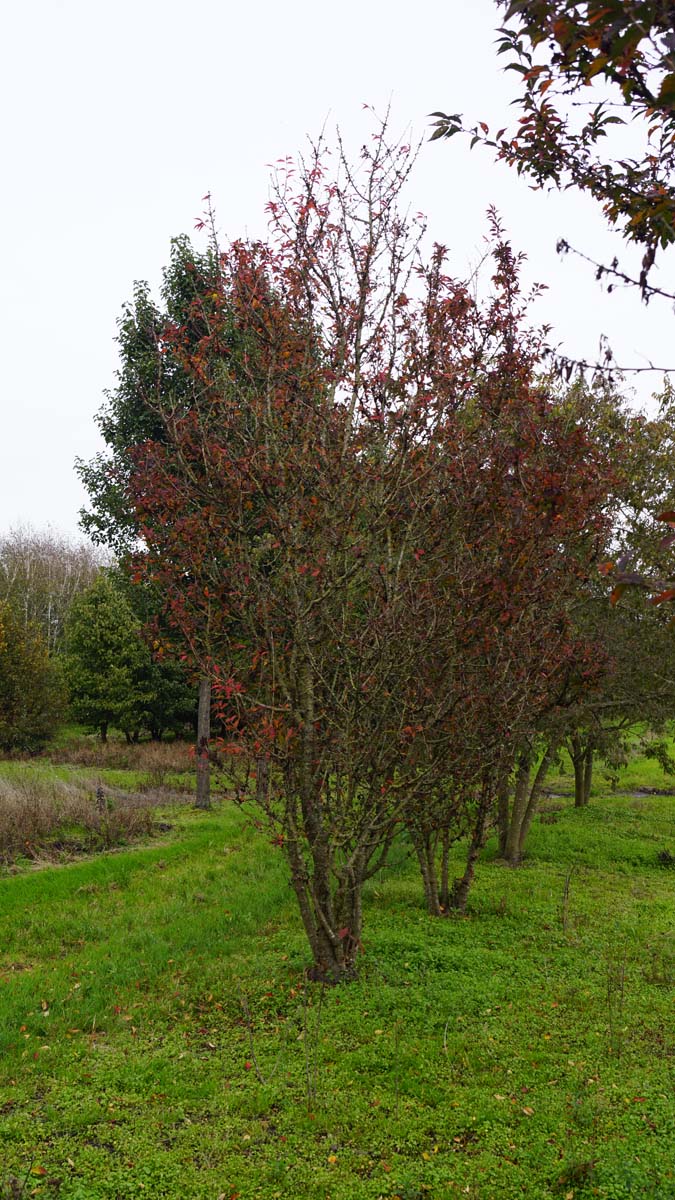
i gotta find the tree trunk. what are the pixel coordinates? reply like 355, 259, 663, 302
439, 826, 451, 911
411, 829, 442, 916
195, 676, 211, 810
570, 734, 586, 808
569, 733, 594, 808
583, 742, 594, 806
518, 740, 558, 857
99, 722, 108, 744
285, 823, 364, 982
497, 775, 510, 859
503, 753, 531, 866
448, 789, 492, 914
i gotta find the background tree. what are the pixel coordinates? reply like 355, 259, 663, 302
77, 236, 232, 803
109, 567, 197, 741
65, 573, 151, 743
0, 526, 100, 655
403, 340, 613, 902
497, 380, 675, 860
65, 571, 196, 743
0, 601, 65, 753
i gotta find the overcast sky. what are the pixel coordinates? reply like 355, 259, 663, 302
2, 0, 673, 541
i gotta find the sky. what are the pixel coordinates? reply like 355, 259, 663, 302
2, 0, 673, 541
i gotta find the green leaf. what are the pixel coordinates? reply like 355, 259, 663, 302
659, 74, 675, 106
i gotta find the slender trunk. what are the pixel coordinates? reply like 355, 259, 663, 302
448, 789, 492, 913
503, 753, 531, 866
497, 775, 510, 859
439, 826, 451, 911
570, 734, 586, 809
518, 741, 557, 856
411, 829, 441, 916
99, 722, 108, 744
583, 743, 594, 806
195, 676, 211, 810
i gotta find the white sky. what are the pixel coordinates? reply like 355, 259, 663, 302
2, 0, 673, 540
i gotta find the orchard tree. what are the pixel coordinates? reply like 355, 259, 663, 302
403, 354, 614, 904
0, 602, 65, 753
120, 121, 616, 971
497, 382, 675, 860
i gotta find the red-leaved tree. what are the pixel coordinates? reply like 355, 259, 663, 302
124, 123, 613, 975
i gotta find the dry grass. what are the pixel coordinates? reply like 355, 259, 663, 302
0, 774, 157, 865
49, 737, 195, 788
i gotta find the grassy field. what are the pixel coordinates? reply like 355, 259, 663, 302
2, 743, 675, 1198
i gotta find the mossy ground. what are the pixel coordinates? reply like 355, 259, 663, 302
2, 742, 675, 1198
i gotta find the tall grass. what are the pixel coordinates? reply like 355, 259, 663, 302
0, 773, 155, 864
48, 736, 195, 779
44, 736, 197, 795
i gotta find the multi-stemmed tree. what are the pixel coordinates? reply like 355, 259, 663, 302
115, 123, 616, 972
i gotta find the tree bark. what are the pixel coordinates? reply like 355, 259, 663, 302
448, 789, 492, 913
503, 752, 531, 866
570, 733, 589, 808
439, 826, 451, 911
195, 675, 211, 810
411, 830, 442, 916
285, 820, 364, 982
497, 775, 510, 859
583, 742, 594, 806
517, 740, 557, 856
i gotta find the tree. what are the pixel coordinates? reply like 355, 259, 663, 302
0, 601, 65, 753
64, 571, 196, 742
431, 1, 675, 373
120, 122, 615, 971
496, 381, 675, 861
77, 237, 233, 803
0, 527, 100, 655
109, 567, 197, 741
64, 573, 151, 742
402, 360, 614, 903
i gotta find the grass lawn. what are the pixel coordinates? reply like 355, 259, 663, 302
2, 764, 675, 1197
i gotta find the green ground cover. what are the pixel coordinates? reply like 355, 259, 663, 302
1, 759, 675, 1198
